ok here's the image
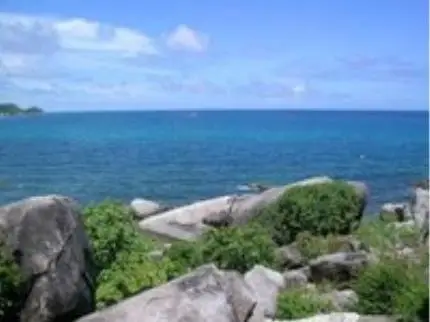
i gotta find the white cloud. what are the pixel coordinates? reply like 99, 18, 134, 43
165, 24, 209, 52
0, 13, 158, 57
0, 12, 219, 107
54, 18, 157, 56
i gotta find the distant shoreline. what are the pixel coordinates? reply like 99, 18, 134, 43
26, 109, 428, 114
0, 103, 44, 116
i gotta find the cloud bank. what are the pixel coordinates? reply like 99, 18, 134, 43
0, 12, 427, 110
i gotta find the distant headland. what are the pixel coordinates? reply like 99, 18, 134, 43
0, 103, 44, 116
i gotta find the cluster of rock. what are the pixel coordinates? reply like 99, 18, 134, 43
380, 179, 429, 242
0, 176, 427, 322
77, 263, 391, 322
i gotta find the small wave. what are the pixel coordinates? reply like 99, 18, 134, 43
236, 184, 251, 192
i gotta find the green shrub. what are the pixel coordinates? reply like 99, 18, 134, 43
354, 219, 421, 253
83, 200, 154, 271
95, 251, 180, 309
294, 232, 361, 260
353, 256, 428, 321
256, 181, 362, 246
276, 288, 333, 319
166, 223, 279, 273
163, 240, 204, 273
0, 242, 23, 321
83, 200, 168, 308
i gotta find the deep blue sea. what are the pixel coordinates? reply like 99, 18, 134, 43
0, 110, 428, 213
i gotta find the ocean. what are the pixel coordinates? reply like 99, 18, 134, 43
0, 110, 428, 213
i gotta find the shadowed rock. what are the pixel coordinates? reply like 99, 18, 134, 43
0, 195, 96, 322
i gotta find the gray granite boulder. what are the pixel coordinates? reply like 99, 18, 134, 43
138, 195, 232, 241
244, 265, 285, 318
283, 267, 310, 289
309, 251, 371, 283
130, 198, 162, 219
276, 243, 306, 269
138, 177, 368, 242
0, 195, 96, 322
77, 264, 263, 322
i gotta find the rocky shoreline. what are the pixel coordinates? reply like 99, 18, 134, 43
0, 176, 428, 322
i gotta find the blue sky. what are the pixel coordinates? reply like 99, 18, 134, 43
0, 0, 428, 111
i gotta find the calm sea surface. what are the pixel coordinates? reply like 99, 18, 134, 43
0, 110, 428, 213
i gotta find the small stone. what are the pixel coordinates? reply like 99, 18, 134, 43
130, 198, 162, 219
276, 243, 306, 269
283, 267, 309, 289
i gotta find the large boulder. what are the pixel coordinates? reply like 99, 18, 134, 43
138, 195, 233, 241
244, 265, 285, 318
130, 198, 163, 219
229, 177, 333, 225
138, 177, 368, 242
0, 195, 96, 322
77, 264, 263, 322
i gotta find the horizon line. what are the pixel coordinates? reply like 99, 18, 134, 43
41, 107, 430, 113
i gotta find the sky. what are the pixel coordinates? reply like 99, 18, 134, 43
0, 0, 428, 111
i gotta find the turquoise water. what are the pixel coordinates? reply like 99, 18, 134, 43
0, 110, 428, 213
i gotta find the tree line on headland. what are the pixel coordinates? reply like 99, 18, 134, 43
0, 103, 43, 116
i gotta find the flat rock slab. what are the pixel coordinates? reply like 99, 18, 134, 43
138, 176, 368, 242
138, 195, 233, 241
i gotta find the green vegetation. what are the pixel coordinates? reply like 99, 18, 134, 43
294, 231, 362, 260
354, 219, 421, 252
255, 181, 362, 246
353, 255, 428, 321
166, 223, 279, 273
0, 180, 428, 319
0, 103, 43, 116
0, 242, 24, 321
276, 288, 333, 320
82, 201, 179, 309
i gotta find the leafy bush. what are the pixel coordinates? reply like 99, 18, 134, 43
354, 219, 421, 253
83, 200, 154, 271
256, 181, 362, 246
166, 223, 279, 273
276, 288, 333, 320
0, 242, 23, 321
95, 251, 181, 309
294, 231, 362, 260
353, 256, 428, 321
83, 201, 171, 308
